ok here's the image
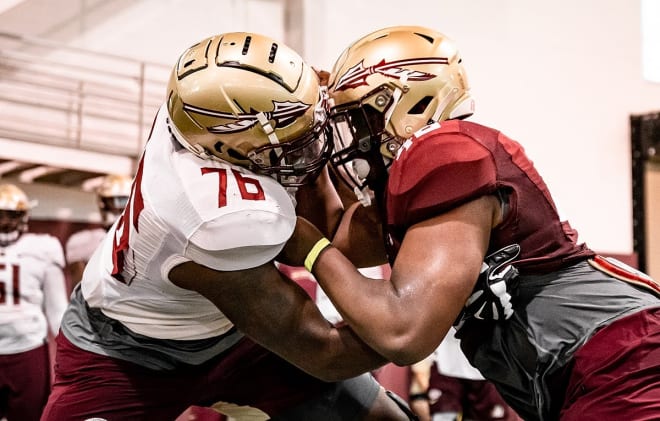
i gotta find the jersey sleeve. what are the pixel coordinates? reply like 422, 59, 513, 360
30, 234, 66, 268
186, 208, 296, 271
65, 228, 106, 263
36, 234, 69, 335
387, 124, 498, 229
164, 142, 298, 272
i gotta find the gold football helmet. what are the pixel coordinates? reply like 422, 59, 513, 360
0, 184, 33, 246
97, 174, 132, 228
167, 32, 332, 187
327, 26, 474, 204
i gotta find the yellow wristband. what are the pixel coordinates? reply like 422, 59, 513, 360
304, 238, 331, 273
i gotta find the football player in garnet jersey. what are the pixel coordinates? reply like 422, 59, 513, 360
0, 184, 68, 421
279, 26, 660, 421
41, 32, 415, 421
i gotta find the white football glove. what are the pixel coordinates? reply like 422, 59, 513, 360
455, 244, 521, 327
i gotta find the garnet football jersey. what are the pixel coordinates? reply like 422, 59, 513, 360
386, 120, 594, 273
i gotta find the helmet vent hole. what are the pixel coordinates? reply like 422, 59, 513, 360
216, 141, 247, 161
408, 96, 433, 115
413, 32, 434, 44
242, 36, 252, 55
268, 43, 278, 63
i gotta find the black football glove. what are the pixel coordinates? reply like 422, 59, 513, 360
454, 244, 521, 327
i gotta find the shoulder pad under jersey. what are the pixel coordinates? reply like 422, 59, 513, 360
65, 228, 107, 263
387, 120, 498, 227
19, 233, 66, 268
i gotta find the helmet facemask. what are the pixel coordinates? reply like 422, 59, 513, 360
0, 210, 28, 247
244, 94, 334, 187
329, 85, 400, 207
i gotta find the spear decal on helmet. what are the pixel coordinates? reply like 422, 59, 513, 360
334, 57, 448, 91
182, 101, 311, 134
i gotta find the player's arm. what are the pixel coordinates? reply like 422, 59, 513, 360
66, 261, 86, 289
408, 356, 433, 421
294, 165, 344, 239
168, 258, 388, 382
295, 165, 388, 267
281, 194, 500, 366
42, 239, 69, 335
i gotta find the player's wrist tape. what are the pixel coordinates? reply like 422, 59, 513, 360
304, 237, 331, 272
408, 392, 429, 401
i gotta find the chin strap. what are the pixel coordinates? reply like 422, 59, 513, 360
353, 185, 372, 207
256, 112, 280, 146
385, 390, 420, 420
384, 76, 406, 129
431, 88, 457, 122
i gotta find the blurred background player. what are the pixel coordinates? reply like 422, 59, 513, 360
64, 174, 132, 288
41, 32, 414, 420
0, 183, 68, 421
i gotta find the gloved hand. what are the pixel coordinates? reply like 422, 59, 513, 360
455, 244, 521, 327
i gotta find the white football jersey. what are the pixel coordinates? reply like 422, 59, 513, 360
0, 233, 68, 354
81, 105, 297, 340
65, 227, 106, 263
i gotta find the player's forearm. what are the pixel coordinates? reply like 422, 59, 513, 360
330, 202, 388, 267
294, 166, 344, 238
311, 247, 432, 365
248, 297, 387, 382
43, 266, 69, 335
296, 324, 389, 382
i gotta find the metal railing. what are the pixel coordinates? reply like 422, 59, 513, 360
0, 31, 170, 160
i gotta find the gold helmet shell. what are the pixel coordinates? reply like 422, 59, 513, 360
96, 174, 132, 228
166, 32, 331, 186
0, 184, 32, 211
329, 25, 473, 143
0, 184, 33, 246
97, 174, 132, 199
326, 26, 474, 204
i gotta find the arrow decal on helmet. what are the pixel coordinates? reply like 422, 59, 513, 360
182, 101, 311, 134
334, 57, 448, 91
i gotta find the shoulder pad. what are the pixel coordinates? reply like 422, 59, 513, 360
388, 120, 498, 227
65, 228, 106, 263
21, 233, 66, 268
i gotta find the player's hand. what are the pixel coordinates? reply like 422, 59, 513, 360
312, 67, 330, 86
455, 244, 521, 326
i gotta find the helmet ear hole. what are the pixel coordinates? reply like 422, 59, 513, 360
227, 148, 247, 162
408, 96, 433, 115
214, 141, 246, 161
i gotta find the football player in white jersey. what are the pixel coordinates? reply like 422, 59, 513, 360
41, 32, 415, 421
0, 184, 68, 421
64, 174, 131, 288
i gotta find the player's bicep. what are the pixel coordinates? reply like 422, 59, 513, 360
42, 262, 69, 334
390, 195, 496, 348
